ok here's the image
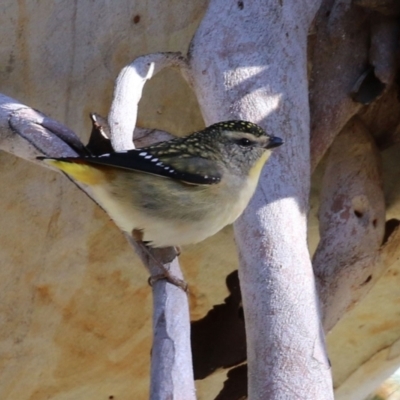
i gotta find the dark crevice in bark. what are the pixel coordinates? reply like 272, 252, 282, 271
382, 218, 400, 246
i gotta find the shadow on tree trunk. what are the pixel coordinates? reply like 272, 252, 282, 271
191, 270, 250, 399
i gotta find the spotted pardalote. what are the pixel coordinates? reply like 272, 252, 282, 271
39, 120, 283, 248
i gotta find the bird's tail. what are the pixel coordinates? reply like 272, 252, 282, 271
38, 157, 106, 185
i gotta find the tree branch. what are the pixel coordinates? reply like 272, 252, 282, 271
188, 0, 333, 398
108, 52, 188, 151
313, 118, 386, 332
309, 0, 368, 170
108, 53, 195, 400
0, 94, 81, 160
125, 237, 194, 400
370, 14, 399, 86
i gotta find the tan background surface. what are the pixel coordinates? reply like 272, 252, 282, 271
1, 1, 400, 399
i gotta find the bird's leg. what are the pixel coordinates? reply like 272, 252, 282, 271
145, 247, 188, 292
132, 229, 188, 292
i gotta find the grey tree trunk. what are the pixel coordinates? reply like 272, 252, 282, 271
187, 0, 333, 398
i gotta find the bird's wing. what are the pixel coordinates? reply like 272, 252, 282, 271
67, 148, 223, 185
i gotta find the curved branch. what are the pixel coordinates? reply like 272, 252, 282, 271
108, 52, 188, 151
309, 1, 369, 170
0, 94, 80, 161
313, 118, 385, 332
370, 15, 399, 86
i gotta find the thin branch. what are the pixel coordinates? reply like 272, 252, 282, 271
108, 53, 195, 400
108, 52, 188, 151
0, 94, 80, 160
125, 236, 195, 400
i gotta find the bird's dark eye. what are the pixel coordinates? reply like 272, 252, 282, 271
238, 138, 252, 147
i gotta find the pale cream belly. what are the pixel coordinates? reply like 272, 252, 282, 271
90, 178, 256, 248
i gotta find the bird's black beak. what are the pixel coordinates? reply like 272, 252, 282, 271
266, 136, 284, 149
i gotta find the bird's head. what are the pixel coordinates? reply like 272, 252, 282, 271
198, 120, 283, 176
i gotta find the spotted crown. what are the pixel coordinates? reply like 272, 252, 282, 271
206, 120, 267, 137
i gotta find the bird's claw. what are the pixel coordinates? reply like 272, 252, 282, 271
148, 273, 188, 292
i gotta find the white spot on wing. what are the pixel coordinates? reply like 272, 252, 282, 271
99, 153, 110, 157
151, 158, 159, 162
139, 152, 147, 156
145, 155, 152, 159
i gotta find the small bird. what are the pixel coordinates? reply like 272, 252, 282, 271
40, 121, 283, 248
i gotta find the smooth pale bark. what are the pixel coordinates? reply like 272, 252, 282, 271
187, 1, 333, 398
125, 238, 195, 400
108, 54, 195, 400
313, 118, 386, 332
0, 94, 80, 160
108, 52, 187, 152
